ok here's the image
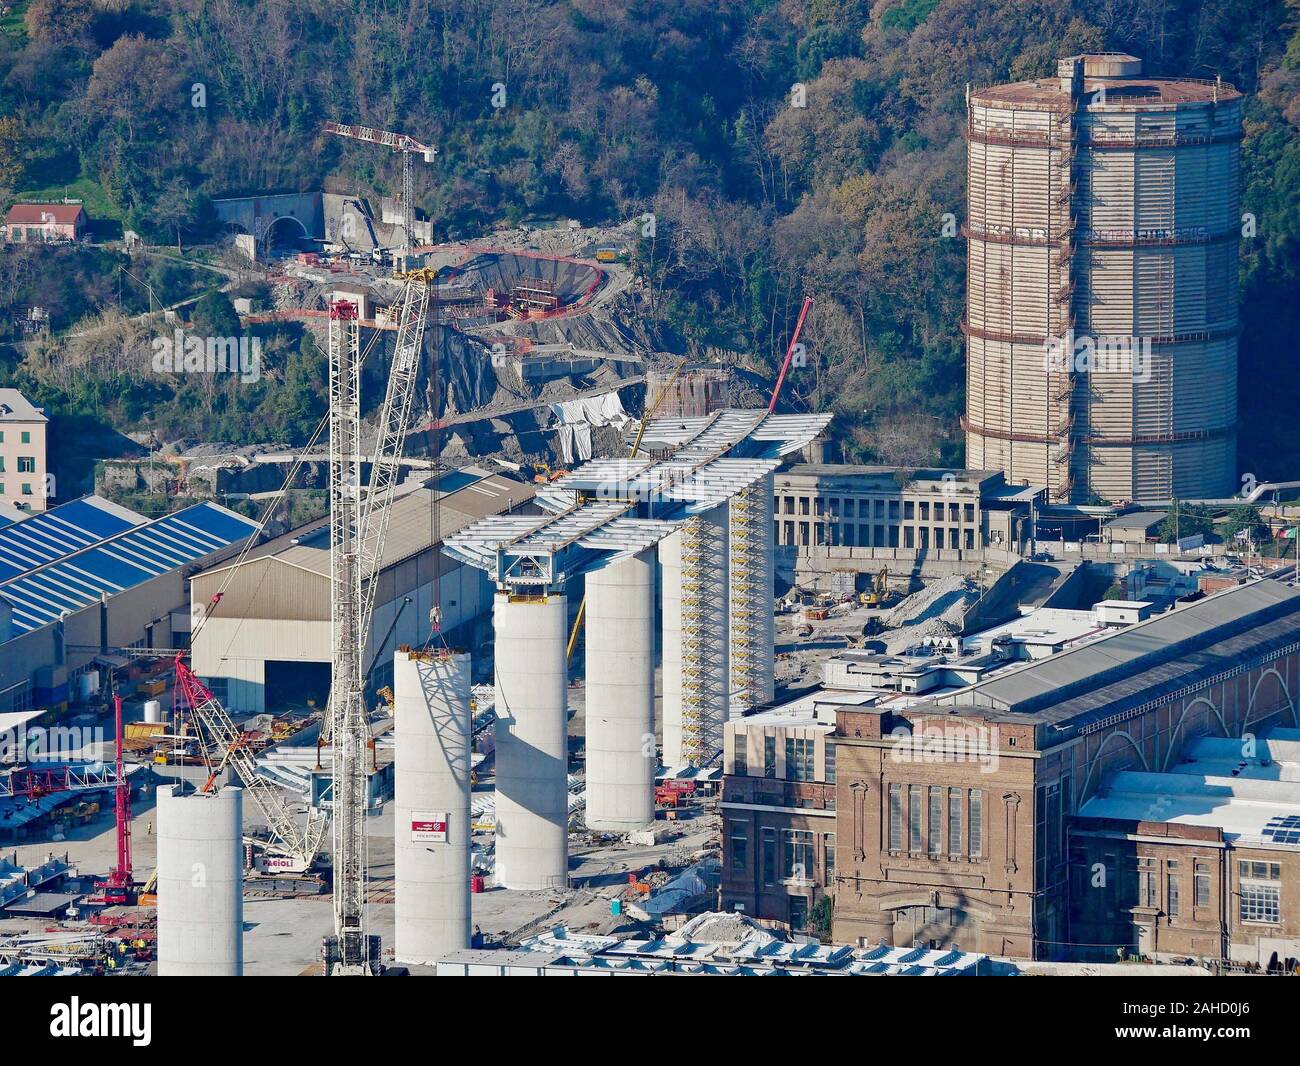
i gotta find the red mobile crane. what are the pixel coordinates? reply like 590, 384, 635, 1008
93, 691, 133, 903
0, 690, 135, 903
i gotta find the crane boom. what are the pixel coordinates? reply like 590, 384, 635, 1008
768, 295, 814, 413
173, 657, 324, 867
324, 121, 436, 257
357, 270, 435, 642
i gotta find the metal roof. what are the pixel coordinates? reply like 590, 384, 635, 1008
198, 474, 536, 581
931, 581, 1300, 735
447, 409, 832, 587
0, 496, 143, 584
1079, 728, 1300, 845
0, 502, 257, 636
460, 918, 994, 977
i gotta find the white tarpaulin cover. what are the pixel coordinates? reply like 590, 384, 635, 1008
550, 392, 632, 463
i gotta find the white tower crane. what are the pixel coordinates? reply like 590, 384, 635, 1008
324, 121, 436, 260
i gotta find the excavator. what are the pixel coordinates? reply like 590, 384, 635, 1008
860, 567, 893, 607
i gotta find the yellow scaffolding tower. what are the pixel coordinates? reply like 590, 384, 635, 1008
678, 512, 727, 765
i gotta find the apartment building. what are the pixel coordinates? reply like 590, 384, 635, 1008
0, 389, 49, 513
773, 464, 1039, 554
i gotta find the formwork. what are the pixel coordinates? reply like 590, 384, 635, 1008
964, 54, 1241, 503
646, 366, 731, 419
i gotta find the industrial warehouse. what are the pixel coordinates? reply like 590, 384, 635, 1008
0, 38, 1297, 1013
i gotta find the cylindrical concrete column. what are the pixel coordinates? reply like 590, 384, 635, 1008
660, 507, 729, 767
729, 473, 776, 714
493, 592, 569, 890
585, 551, 655, 831
394, 649, 471, 965
157, 784, 243, 976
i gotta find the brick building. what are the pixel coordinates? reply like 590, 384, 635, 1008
829, 581, 1300, 961
1073, 732, 1300, 968
720, 695, 841, 931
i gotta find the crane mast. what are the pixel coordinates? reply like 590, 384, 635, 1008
324, 297, 373, 973
325, 272, 433, 975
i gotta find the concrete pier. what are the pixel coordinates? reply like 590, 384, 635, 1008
493, 592, 570, 890
394, 649, 472, 965
584, 551, 655, 831
157, 785, 244, 976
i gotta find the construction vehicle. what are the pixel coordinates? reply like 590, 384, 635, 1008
860, 567, 893, 607
655, 780, 696, 808
529, 461, 569, 484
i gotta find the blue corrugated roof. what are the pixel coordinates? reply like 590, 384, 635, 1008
0, 502, 257, 636
0, 497, 143, 584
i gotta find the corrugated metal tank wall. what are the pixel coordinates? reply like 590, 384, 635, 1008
965, 56, 1240, 503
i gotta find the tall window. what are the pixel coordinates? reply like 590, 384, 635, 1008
729, 823, 748, 871
824, 740, 836, 784
1195, 863, 1211, 907
733, 735, 747, 776
763, 735, 775, 779
888, 784, 902, 851
969, 789, 983, 858
948, 788, 962, 857
782, 829, 814, 882
1168, 875, 1180, 917
1239, 861, 1281, 924
1139, 861, 1157, 908
908, 785, 922, 852
823, 834, 835, 887
928, 787, 943, 856
761, 828, 776, 886
785, 737, 814, 782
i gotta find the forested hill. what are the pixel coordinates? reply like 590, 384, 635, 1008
1, 0, 1298, 472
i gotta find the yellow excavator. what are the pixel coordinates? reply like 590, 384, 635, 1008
860, 567, 892, 607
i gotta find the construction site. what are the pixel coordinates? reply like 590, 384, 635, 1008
0, 120, 850, 977
3, 87, 1293, 982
